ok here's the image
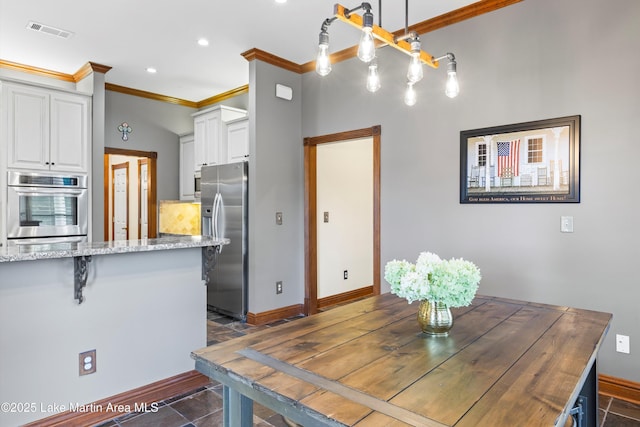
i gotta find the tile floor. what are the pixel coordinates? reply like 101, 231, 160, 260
93, 305, 640, 427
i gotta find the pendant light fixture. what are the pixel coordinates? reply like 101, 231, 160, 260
314, 2, 460, 105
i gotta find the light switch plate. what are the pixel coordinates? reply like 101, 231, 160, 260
560, 216, 573, 233
616, 334, 630, 354
276, 212, 283, 225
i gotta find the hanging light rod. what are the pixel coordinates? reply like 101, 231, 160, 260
333, 3, 439, 69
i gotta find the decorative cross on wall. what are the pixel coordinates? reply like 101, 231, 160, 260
118, 122, 132, 141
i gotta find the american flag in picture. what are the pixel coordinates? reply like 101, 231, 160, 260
497, 139, 520, 177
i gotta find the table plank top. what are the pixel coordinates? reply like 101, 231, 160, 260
192, 294, 611, 426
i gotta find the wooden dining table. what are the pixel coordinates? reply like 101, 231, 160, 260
192, 293, 611, 426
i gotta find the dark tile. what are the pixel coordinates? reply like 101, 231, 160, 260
253, 402, 277, 420
599, 395, 612, 410
170, 389, 223, 421
609, 399, 640, 421
603, 412, 640, 426
163, 387, 208, 405
192, 409, 224, 427
120, 405, 188, 427
212, 316, 235, 325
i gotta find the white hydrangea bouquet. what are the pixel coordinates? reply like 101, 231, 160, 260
384, 252, 481, 307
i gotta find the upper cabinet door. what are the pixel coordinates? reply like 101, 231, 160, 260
226, 118, 249, 163
5, 83, 50, 171
192, 106, 247, 170
203, 110, 221, 166
50, 91, 90, 173
4, 82, 90, 174
193, 110, 221, 168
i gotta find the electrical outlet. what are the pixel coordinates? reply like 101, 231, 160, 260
343, 270, 348, 280
616, 334, 630, 354
276, 281, 283, 294
79, 349, 96, 375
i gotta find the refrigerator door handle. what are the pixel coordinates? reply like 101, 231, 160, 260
213, 192, 223, 252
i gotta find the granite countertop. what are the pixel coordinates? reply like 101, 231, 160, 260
0, 235, 229, 263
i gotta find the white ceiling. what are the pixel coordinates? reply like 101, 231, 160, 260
0, 0, 478, 102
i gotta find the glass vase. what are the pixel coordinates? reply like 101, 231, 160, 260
417, 300, 453, 336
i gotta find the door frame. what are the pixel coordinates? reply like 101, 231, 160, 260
303, 125, 381, 315
111, 162, 130, 240
104, 147, 158, 241
138, 158, 149, 238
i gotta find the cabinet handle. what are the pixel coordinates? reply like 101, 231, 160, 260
45, 162, 49, 165
51, 162, 55, 165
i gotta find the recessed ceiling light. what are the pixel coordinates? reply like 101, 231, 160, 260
275, 0, 287, 3
197, 38, 209, 47
146, 67, 157, 74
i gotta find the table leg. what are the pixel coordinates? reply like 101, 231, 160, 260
223, 385, 253, 427
579, 361, 598, 427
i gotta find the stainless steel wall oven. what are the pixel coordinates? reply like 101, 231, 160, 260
7, 171, 88, 246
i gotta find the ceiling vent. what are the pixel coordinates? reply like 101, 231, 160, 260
26, 21, 74, 39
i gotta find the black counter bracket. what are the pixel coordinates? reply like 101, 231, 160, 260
74, 255, 92, 304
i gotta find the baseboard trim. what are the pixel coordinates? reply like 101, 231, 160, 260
599, 374, 640, 405
317, 286, 374, 309
23, 370, 210, 427
246, 304, 304, 326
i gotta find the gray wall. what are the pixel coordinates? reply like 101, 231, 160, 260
104, 91, 196, 205
248, 60, 304, 313
301, 0, 640, 382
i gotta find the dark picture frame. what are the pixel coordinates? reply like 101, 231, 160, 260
460, 115, 580, 203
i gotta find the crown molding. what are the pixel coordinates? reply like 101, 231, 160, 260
74, 61, 112, 81
104, 83, 198, 108
0, 59, 75, 82
197, 85, 249, 109
241, 48, 303, 74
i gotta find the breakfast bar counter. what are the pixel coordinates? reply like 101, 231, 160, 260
0, 236, 228, 426
0, 235, 228, 262
193, 293, 611, 427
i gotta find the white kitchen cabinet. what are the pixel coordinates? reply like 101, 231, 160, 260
3, 81, 90, 173
226, 117, 249, 163
179, 133, 195, 201
192, 105, 246, 170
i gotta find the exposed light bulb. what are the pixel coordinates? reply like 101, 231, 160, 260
357, 28, 375, 63
316, 30, 331, 76
445, 60, 459, 98
366, 62, 380, 93
404, 82, 417, 106
407, 55, 423, 84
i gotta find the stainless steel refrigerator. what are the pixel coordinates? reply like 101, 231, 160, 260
200, 162, 248, 320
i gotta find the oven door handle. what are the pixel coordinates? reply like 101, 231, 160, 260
9, 236, 87, 246
10, 187, 86, 196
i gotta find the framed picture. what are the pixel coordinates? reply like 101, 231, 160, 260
460, 115, 580, 203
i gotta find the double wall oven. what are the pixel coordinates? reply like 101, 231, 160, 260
7, 171, 88, 250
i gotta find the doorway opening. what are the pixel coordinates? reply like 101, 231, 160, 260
304, 126, 381, 315
104, 147, 158, 241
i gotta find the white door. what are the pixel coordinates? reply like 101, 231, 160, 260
139, 161, 149, 239
112, 163, 129, 240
